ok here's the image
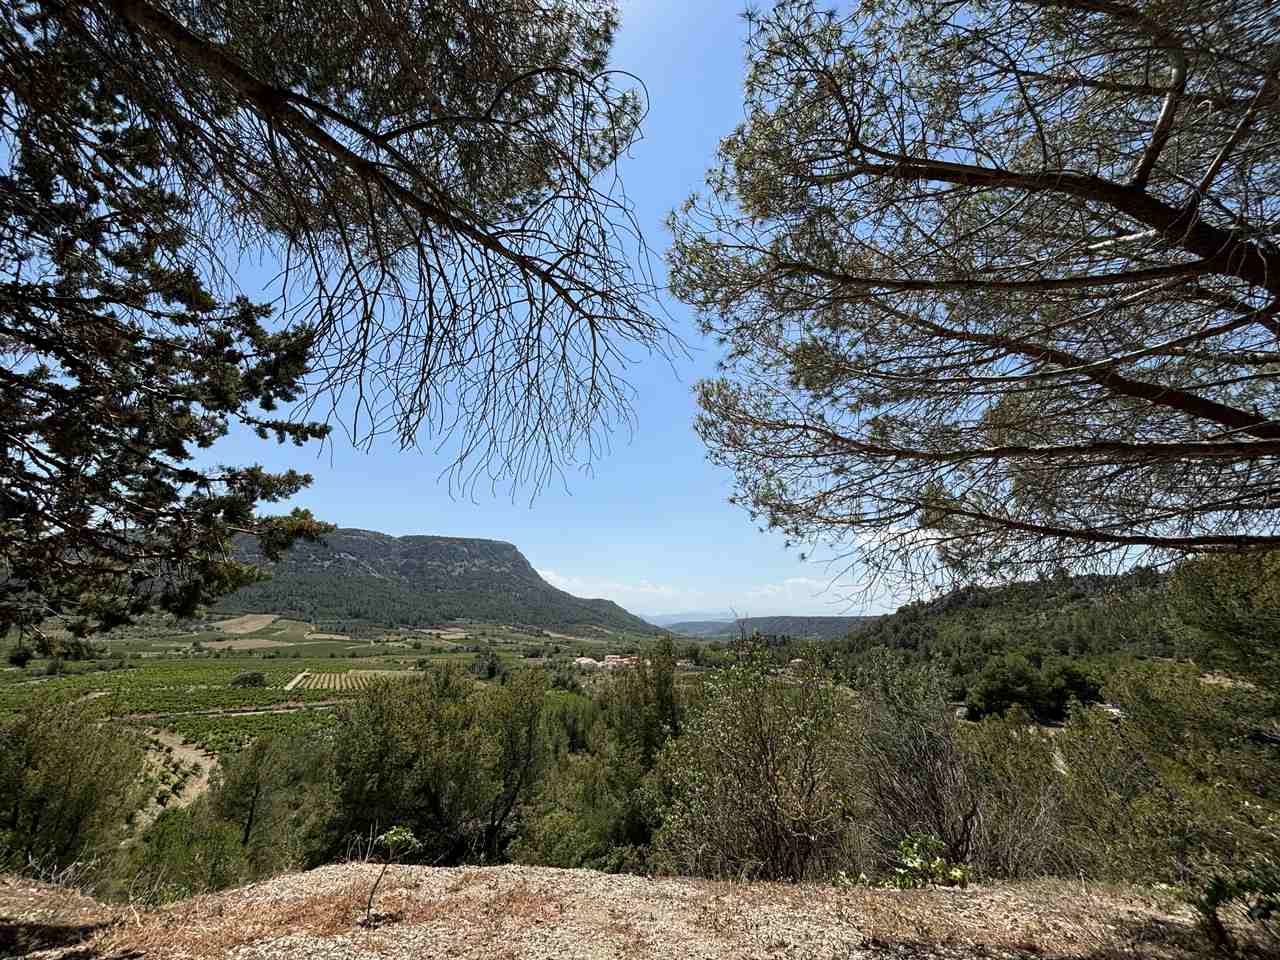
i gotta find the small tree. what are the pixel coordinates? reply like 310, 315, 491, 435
365, 826, 421, 925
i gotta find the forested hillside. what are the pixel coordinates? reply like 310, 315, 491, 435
833, 568, 1192, 719
215, 530, 657, 634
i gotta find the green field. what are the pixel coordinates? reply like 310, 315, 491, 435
165, 710, 340, 757
1, 613, 657, 763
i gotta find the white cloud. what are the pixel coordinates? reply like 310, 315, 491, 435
537, 568, 885, 618
742, 576, 829, 602
537, 569, 706, 614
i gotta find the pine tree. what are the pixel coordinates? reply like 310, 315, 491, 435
1, 15, 329, 647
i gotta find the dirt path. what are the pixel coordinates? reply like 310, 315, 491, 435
146, 728, 215, 808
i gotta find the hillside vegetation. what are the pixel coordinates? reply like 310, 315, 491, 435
215, 530, 657, 635
830, 569, 1200, 721
4, 558, 1278, 958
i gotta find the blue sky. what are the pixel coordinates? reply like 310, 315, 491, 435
205, 1, 897, 618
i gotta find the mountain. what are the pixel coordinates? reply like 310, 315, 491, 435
643, 611, 735, 628
216, 529, 658, 634
665, 620, 735, 637
667, 615, 880, 640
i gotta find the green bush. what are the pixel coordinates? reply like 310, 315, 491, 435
513, 640, 679, 873
1055, 661, 1280, 885
229, 671, 266, 688
956, 709, 1067, 878
326, 666, 546, 864
882, 833, 969, 889
966, 652, 1099, 722
208, 733, 334, 875
0, 696, 147, 872
654, 649, 856, 881
117, 804, 247, 904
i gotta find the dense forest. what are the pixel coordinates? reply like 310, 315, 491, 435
829, 568, 1175, 720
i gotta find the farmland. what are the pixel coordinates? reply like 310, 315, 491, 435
293, 670, 414, 691
165, 710, 340, 757
0, 612, 657, 773
0, 659, 430, 718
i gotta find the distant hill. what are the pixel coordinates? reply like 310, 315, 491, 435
643, 611, 735, 628
216, 529, 658, 634
833, 567, 1178, 702
668, 615, 880, 640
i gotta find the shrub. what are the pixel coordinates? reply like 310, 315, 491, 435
1192, 858, 1280, 955
957, 709, 1067, 878
882, 833, 969, 889
0, 696, 147, 872
844, 655, 984, 873
469, 646, 502, 680
229, 671, 266, 688
654, 649, 856, 881
326, 666, 546, 864
6, 646, 32, 668
1055, 660, 1280, 885
117, 804, 247, 904
846, 653, 1068, 881
514, 641, 679, 873
966, 652, 1100, 723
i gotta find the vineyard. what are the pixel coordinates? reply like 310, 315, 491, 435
0, 658, 411, 718
164, 710, 338, 757
294, 670, 414, 691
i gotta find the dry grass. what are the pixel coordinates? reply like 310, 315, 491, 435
9, 864, 1273, 960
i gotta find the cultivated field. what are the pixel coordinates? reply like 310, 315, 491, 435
215, 614, 280, 635
1, 612, 657, 769
294, 670, 414, 692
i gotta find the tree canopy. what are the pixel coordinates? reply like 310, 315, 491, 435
1, 14, 329, 644
670, 0, 1280, 590
20, 0, 666, 487
2, 0, 662, 640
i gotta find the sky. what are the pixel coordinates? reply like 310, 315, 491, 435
202, 1, 898, 619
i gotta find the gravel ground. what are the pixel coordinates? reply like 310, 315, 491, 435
2, 863, 1245, 960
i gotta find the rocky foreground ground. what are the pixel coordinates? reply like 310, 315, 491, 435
0, 863, 1256, 959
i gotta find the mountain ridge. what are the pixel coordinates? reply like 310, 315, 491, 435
216, 528, 658, 634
